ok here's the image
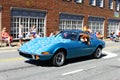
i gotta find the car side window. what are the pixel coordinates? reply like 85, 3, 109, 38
78, 33, 90, 45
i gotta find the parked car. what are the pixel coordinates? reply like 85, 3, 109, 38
18, 30, 105, 66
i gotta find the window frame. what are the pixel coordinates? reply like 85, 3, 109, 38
99, 0, 104, 8
109, 0, 113, 10
90, 0, 96, 6
116, 0, 120, 11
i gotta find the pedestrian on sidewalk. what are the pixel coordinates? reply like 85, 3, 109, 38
96, 31, 103, 40
1, 27, 13, 47
18, 24, 24, 46
30, 25, 37, 39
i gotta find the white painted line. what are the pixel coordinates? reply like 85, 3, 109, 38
102, 51, 118, 59
62, 66, 96, 76
62, 69, 83, 76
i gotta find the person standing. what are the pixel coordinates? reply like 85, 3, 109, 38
82, 25, 92, 45
82, 25, 92, 34
30, 25, 37, 39
18, 24, 24, 46
115, 28, 120, 41
96, 31, 103, 40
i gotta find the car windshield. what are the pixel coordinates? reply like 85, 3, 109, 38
55, 31, 78, 40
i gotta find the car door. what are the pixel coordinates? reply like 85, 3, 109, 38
66, 39, 94, 58
75, 34, 94, 57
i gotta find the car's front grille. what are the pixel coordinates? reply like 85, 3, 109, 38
19, 52, 32, 58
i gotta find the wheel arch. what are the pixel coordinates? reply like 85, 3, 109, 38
52, 48, 67, 59
97, 45, 103, 49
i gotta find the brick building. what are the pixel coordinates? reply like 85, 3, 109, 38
0, 0, 120, 40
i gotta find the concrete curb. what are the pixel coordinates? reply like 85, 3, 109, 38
0, 42, 19, 51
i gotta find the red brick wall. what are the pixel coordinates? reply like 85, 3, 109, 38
0, 0, 119, 37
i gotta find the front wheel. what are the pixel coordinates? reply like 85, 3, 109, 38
93, 47, 102, 59
52, 51, 65, 66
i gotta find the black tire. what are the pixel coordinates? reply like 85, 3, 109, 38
52, 51, 65, 66
93, 47, 102, 59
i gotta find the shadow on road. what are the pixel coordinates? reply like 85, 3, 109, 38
24, 53, 107, 67
25, 60, 52, 67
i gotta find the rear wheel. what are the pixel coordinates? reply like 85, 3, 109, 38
93, 47, 102, 59
52, 51, 65, 66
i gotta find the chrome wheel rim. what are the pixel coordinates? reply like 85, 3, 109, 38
55, 52, 65, 66
96, 48, 102, 58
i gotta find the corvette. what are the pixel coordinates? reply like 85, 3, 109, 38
18, 30, 105, 66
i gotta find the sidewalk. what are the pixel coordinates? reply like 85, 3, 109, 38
0, 39, 30, 51
0, 42, 19, 51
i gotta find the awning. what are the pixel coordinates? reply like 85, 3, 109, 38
108, 19, 120, 23
11, 7, 46, 18
88, 16, 105, 22
60, 12, 84, 20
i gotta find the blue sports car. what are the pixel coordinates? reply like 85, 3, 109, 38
18, 30, 105, 66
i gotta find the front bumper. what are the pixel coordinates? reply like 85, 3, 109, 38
19, 51, 52, 61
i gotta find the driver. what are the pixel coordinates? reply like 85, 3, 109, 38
79, 33, 90, 45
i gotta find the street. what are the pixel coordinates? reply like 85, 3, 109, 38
0, 41, 120, 80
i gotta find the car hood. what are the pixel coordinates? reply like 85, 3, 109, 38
18, 36, 70, 55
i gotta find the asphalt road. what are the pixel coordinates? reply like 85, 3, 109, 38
0, 41, 120, 80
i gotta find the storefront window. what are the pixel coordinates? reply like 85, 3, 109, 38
11, 16, 45, 39
59, 13, 83, 31
88, 17, 104, 35
11, 8, 46, 40
107, 19, 120, 37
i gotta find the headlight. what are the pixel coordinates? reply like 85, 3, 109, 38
41, 52, 49, 55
